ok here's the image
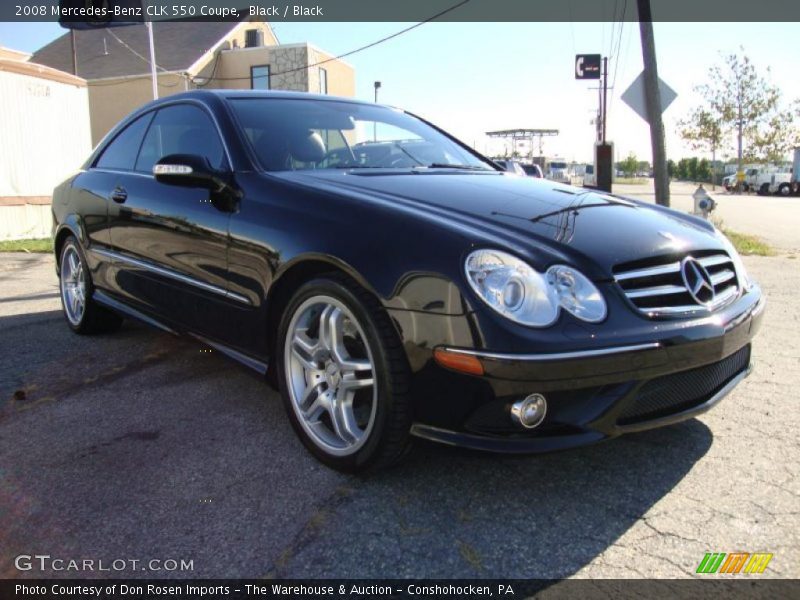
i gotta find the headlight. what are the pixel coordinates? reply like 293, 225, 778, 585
715, 228, 751, 290
545, 265, 607, 323
465, 250, 606, 327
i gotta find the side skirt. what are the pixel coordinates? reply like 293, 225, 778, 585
93, 290, 268, 376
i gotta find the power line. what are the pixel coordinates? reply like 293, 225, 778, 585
90, 27, 183, 88
194, 0, 472, 84
608, 0, 629, 115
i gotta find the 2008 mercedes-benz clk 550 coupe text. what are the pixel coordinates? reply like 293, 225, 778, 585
52, 91, 764, 472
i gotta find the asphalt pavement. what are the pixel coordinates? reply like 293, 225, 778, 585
0, 235, 798, 579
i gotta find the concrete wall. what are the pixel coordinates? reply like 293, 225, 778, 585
208, 43, 355, 96
307, 46, 355, 97
87, 41, 356, 146
87, 72, 190, 146
85, 21, 279, 146
209, 45, 309, 91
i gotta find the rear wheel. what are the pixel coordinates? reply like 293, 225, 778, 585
276, 275, 412, 472
758, 183, 770, 196
59, 237, 123, 334
778, 183, 791, 196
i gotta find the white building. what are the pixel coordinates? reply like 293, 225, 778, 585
0, 47, 91, 241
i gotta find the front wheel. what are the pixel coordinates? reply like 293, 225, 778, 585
276, 276, 412, 472
778, 183, 791, 196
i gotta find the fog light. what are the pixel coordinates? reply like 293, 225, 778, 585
511, 393, 547, 429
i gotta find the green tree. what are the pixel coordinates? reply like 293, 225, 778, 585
666, 159, 676, 179
694, 50, 796, 172
678, 108, 727, 189
686, 156, 698, 181
676, 158, 690, 180
620, 153, 638, 178
697, 158, 711, 182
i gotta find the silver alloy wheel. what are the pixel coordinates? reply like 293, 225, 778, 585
284, 295, 377, 456
60, 245, 87, 326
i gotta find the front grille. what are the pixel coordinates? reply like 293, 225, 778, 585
614, 251, 739, 317
617, 344, 751, 425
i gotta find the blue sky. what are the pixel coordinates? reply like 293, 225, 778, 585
1, 21, 797, 162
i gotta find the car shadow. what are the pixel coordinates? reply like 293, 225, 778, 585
276, 407, 713, 579
0, 309, 713, 579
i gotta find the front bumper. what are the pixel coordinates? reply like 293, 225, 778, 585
408, 289, 765, 453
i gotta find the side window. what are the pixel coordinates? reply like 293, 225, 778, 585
135, 104, 226, 174
95, 113, 154, 171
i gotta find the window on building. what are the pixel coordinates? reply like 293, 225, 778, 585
245, 29, 262, 48
251, 65, 270, 90
319, 67, 328, 94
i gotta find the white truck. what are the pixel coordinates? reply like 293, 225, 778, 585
546, 159, 571, 185
724, 166, 792, 195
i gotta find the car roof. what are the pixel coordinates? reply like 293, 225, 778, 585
149, 89, 386, 110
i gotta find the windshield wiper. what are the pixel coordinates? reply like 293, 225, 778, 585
422, 163, 492, 171
530, 203, 623, 223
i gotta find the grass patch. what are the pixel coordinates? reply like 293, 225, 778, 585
614, 177, 649, 185
721, 229, 774, 256
0, 238, 52, 253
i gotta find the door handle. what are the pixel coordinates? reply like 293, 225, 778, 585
110, 187, 128, 203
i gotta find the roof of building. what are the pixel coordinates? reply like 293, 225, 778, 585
0, 57, 86, 87
31, 21, 246, 81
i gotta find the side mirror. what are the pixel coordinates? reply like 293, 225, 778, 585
153, 154, 229, 192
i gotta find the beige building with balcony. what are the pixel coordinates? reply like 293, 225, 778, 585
32, 20, 355, 146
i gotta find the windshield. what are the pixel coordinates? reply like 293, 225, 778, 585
229, 98, 494, 172
549, 162, 567, 169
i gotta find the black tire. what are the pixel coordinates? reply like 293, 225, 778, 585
778, 183, 791, 196
758, 183, 769, 196
58, 237, 123, 334
276, 274, 412, 472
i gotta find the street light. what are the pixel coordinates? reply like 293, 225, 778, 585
373, 81, 382, 141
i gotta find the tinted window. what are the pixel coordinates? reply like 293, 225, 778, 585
229, 98, 493, 172
135, 104, 226, 174
95, 112, 154, 171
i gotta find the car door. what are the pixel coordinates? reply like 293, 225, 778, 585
105, 102, 234, 338
72, 111, 155, 293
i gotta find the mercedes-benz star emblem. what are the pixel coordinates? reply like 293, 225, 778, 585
681, 257, 715, 305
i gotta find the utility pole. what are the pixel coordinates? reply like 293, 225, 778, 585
637, 0, 670, 206
602, 57, 608, 143
736, 103, 744, 192
373, 81, 381, 141
146, 20, 158, 100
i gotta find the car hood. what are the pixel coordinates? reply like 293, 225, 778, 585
273, 170, 722, 277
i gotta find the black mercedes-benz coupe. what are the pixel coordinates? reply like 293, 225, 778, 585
52, 90, 764, 471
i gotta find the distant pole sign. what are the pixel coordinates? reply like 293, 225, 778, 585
575, 54, 602, 80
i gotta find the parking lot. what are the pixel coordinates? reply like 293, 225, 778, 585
1, 188, 798, 580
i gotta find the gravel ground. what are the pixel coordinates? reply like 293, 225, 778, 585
0, 242, 797, 579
